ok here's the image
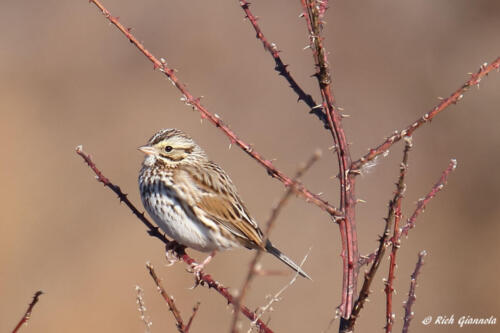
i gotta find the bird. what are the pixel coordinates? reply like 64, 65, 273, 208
138, 128, 311, 279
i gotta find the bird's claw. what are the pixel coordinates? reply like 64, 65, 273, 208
187, 263, 205, 288
165, 241, 186, 265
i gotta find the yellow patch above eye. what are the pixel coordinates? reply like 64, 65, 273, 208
158, 137, 185, 148
156, 142, 172, 149
157, 142, 191, 162
158, 138, 194, 151
155, 143, 176, 155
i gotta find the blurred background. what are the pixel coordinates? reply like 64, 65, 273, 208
1, 1, 499, 332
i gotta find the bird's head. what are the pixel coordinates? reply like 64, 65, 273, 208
139, 128, 207, 168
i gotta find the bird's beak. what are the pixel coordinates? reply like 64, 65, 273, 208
138, 145, 156, 156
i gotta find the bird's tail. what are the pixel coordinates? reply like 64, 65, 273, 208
265, 241, 312, 280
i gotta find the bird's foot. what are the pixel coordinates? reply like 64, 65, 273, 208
165, 241, 186, 266
188, 251, 216, 287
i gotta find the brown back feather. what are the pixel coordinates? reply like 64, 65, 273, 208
180, 162, 265, 249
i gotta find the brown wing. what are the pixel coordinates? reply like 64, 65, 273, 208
176, 162, 265, 249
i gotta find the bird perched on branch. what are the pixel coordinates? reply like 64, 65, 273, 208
138, 128, 310, 279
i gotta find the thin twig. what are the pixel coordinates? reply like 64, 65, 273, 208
76, 146, 273, 333
237, 0, 328, 127
351, 58, 500, 172
384, 142, 412, 333
358, 252, 377, 267
135, 286, 153, 333
185, 302, 201, 333
402, 250, 427, 333
347, 137, 412, 331
147, 263, 186, 332
301, 0, 358, 322
358, 158, 457, 290
352, 158, 455, 333
401, 159, 458, 237
230, 150, 321, 333
86, 0, 342, 218
12, 291, 43, 333
248, 251, 311, 333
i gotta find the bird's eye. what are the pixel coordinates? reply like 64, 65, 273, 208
164, 145, 173, 152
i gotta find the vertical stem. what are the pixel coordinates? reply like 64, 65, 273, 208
301, 1, 358, 323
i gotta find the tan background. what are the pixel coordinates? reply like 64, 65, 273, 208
1, 1, 499, 332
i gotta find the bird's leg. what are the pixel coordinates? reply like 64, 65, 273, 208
191, 250, 217, 274
187, 251, 217, 287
